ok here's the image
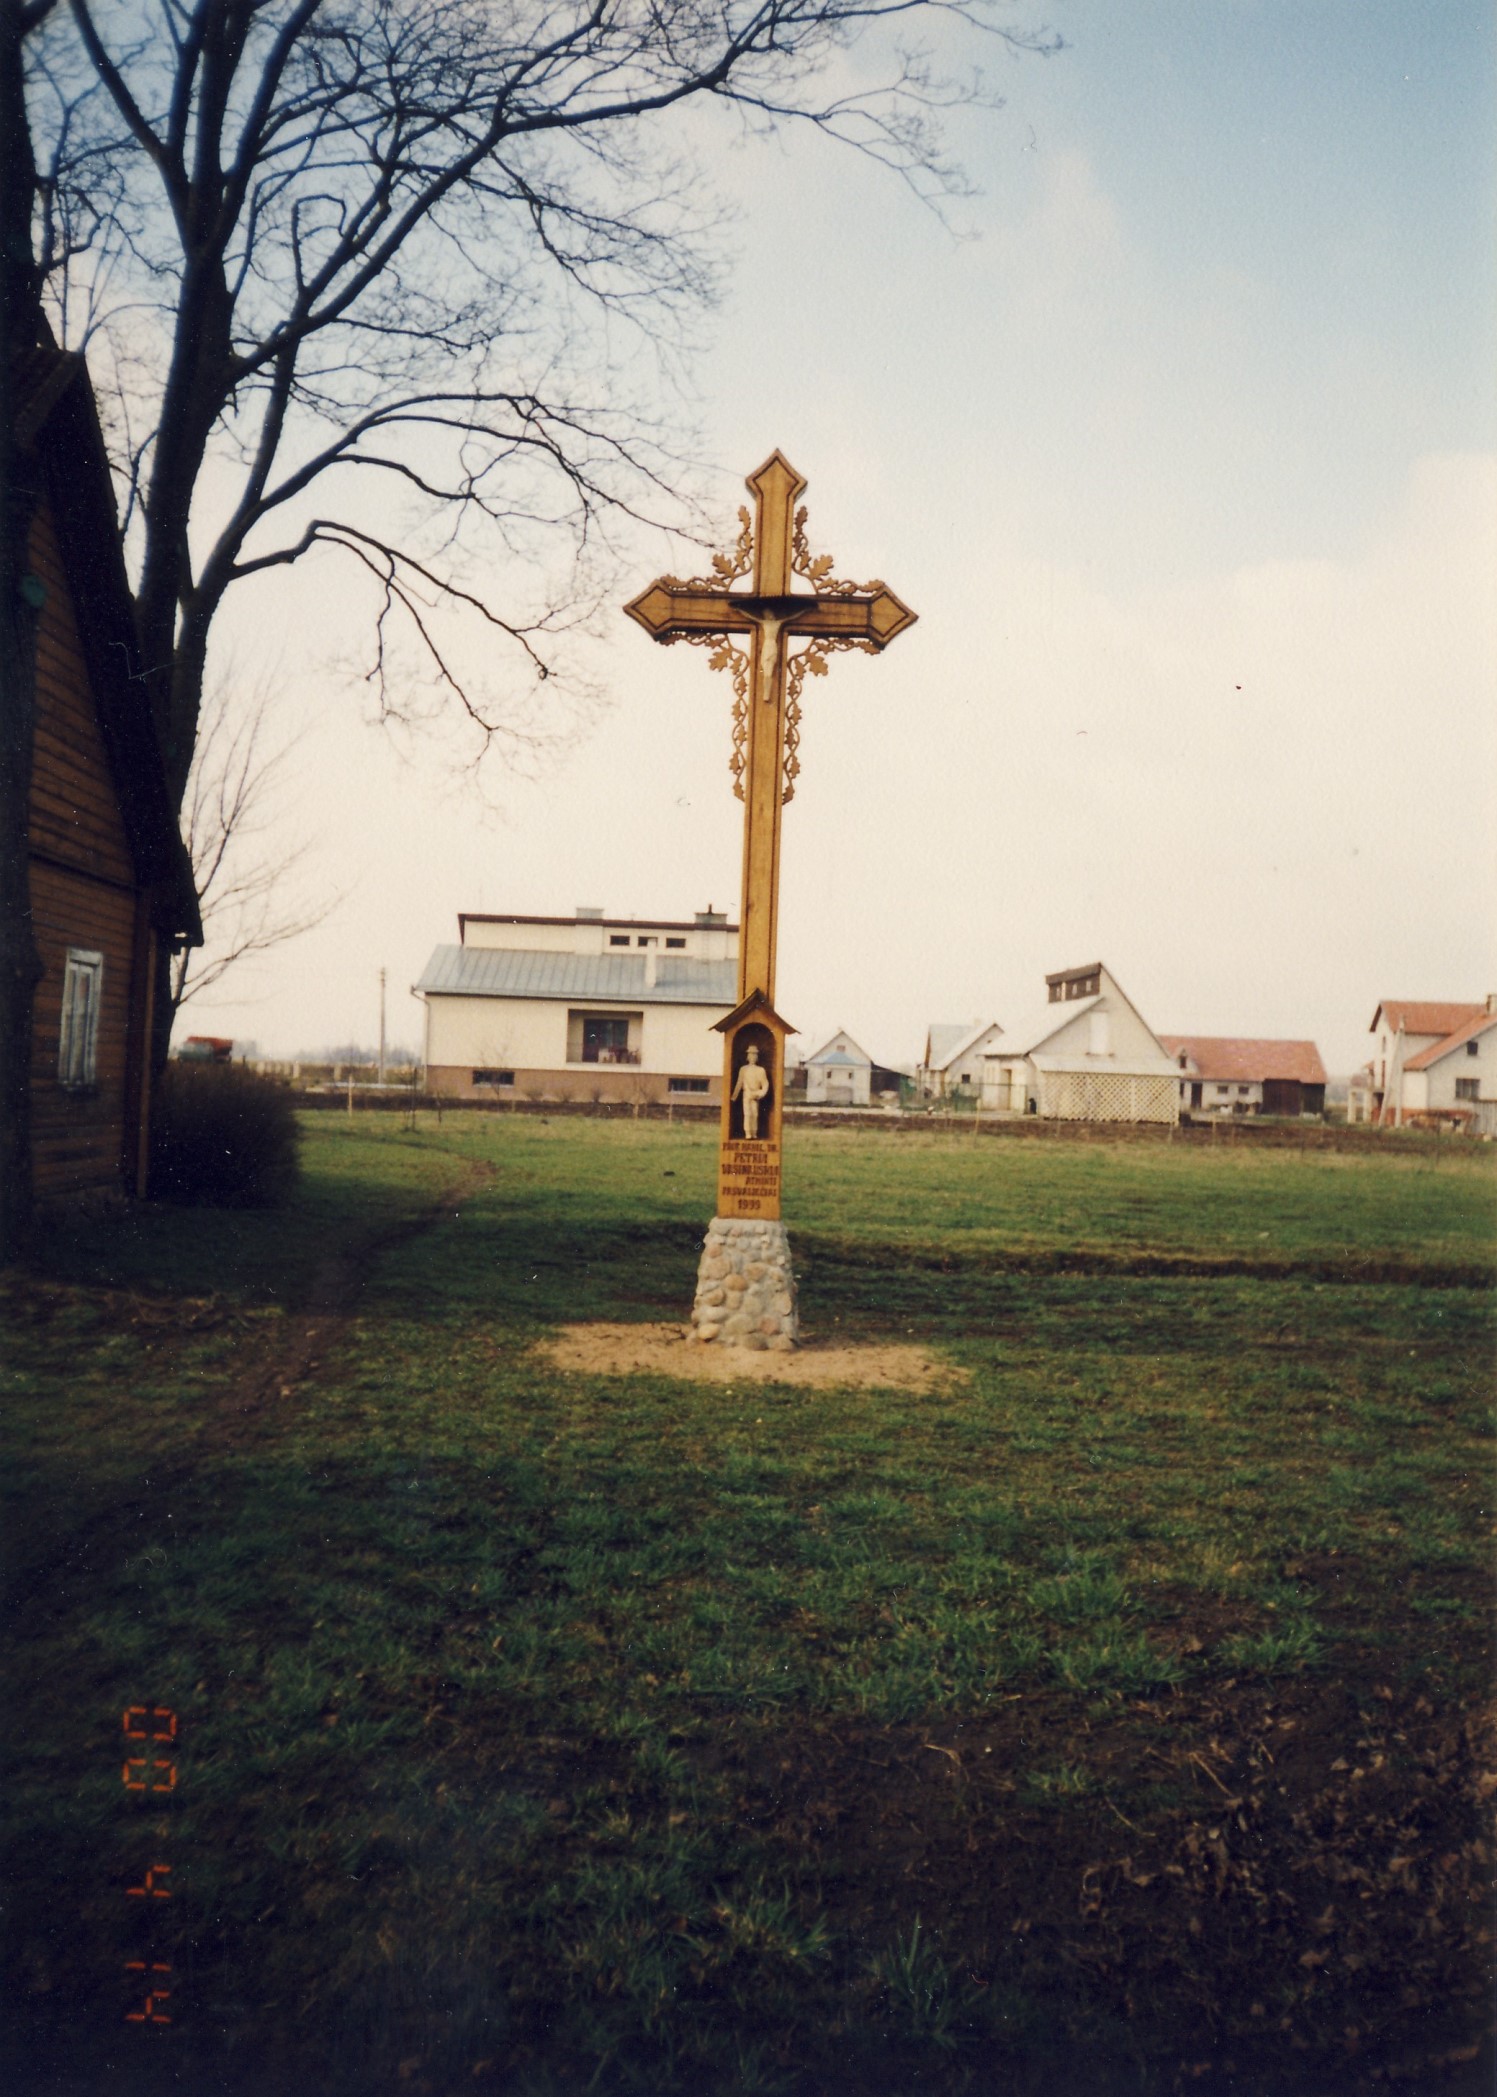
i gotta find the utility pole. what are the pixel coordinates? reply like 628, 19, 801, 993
378, 967, 387, 1086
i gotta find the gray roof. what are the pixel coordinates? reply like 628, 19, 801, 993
924, 1023, 975, 1069
996, 995, 1102, 1058
415, 945, 736, 1007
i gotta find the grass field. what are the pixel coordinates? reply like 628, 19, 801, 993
4, 1115, 1493, 2097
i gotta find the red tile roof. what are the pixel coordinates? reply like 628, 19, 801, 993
1403, 1012, 1497, 1071
1370, 1000, 1485, 1037
1159, 1036, 1327, 1085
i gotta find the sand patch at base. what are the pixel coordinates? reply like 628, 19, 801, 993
534, 1322, 964, 1390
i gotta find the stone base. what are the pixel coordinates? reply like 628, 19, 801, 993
688, 1216, 799, 1350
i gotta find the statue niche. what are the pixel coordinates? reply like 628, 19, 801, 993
729, 1024, 776, 1142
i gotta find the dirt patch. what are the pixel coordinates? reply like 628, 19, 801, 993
534, 1319, 967, 1389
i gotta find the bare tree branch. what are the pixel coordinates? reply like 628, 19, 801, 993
170, 666, 340, 1016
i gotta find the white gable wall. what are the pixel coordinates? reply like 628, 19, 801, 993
424, 993, 724, 1090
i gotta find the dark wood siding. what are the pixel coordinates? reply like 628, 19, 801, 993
1261, 1079, 1304, 1116
27, 503, 136, 885
29, 860, 138, 1199
26, 496, 141, 1203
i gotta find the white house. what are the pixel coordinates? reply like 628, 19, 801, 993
415, 906, 737, 1102
986, 962, 1179, 1124
1355, 999, 1495, 1128
918, 1021, 1003, 1099
804, 1030, 873, 1107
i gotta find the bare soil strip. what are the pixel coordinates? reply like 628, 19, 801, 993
534, 1318, 968, 1388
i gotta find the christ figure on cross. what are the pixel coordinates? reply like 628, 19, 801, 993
626, 451, 915, 1233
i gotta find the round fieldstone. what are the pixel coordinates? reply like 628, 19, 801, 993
689, 1216, 799, 1350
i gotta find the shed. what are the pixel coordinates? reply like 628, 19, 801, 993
1161, 1037, 1327, 1118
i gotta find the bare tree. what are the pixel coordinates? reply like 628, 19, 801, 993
25, 0, 1057, 802
169, 671, 337, 1022
1, 0, 1057, 1246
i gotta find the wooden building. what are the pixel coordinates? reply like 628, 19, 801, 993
21, 351, 199, 1206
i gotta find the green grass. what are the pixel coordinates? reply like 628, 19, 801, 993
4, 1114, 1493, 2097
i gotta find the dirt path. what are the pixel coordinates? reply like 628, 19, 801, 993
209, 1157, 497, 1443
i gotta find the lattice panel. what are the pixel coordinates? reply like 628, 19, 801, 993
1039, 1071, 1178, 1124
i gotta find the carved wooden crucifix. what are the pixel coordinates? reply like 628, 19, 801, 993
626, 451, 915, 1222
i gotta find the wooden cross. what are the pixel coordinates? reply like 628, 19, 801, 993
626, 451, 916, 1219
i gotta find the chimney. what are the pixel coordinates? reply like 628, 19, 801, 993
695, 906, 727, 927
575, 905, 603, 920
1487, 994, 1497, 1015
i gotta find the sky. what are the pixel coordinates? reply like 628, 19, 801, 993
196, 0, 1497, 1079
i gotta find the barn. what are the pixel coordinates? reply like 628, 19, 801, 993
20, 351, 200, 1207
1162, 1037, 1328, 1119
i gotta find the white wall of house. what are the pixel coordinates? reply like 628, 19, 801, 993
985, 967, 1177, 1122
427, 995, 565, 1070
1186, 1078, 1264, 1114
461, 913, 735, 962
806, 1032, 872, 1106
425, 996, 722, 1078
1418, 1031, 1495, 1111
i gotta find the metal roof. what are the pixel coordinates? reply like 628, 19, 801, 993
994, 995, 1103, 1059
924, 1022, 983, 1069
415, 945, 736, 1006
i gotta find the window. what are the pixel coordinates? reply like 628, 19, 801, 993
1455, 1077, 1480, 1102
1215, 1084, 1230, 1096
668, 1076, 709, 1094
1237, 1084, 1251, 1096
568, 1010, 641, 1064
609, 934, 630, 947
58, 949, 103, 1088
637, 935, 657, 948
472, 1069, 514, 1087
665, 937, 686, 949
1467, 1040, 1480, 1057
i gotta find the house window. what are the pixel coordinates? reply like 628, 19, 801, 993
569, 1011, 641, 1064
1237, 1084, 1251, 1096
58, 949, 103, 1089
1455, 1078, 1480, 1101
668, 1076, 709, 1094
637, 935, 656, 947
1215, 1084, 1230, 1096
1467, 1040, 1480, 1057
609, 934, 630, 947
665, 937, 686, 949
472, 1069, 514, 1087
